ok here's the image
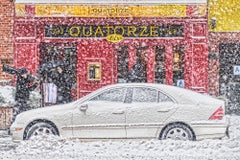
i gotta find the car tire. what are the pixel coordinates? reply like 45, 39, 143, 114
160, 123, 195, 141
25, 122, 58, 140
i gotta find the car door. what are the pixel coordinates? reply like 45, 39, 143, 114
126, 87, 177, 138
72, 87, 127, 138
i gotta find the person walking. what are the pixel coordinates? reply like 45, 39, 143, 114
12, 67, 40, 123
52, 64, 72, 104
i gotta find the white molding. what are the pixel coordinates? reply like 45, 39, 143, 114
15, 0, 207, 4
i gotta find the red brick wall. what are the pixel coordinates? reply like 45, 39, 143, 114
0, 107, 13, 129
0, 0, 14, 84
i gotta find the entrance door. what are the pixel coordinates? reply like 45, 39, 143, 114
219, 43, 240, 114
39, 42, 77, 106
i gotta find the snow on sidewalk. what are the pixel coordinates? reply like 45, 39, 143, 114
0, 115, 240, 160
0, 130, 8, 137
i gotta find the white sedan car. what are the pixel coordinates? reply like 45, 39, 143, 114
10, 83, 229, 141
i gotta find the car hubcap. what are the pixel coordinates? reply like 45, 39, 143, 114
165, 128, 190, 140
32, 127, 53, 137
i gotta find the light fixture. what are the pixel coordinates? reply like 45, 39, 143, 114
174, 53, 180, 63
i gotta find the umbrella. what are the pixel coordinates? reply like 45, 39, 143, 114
37, 61, 65, 74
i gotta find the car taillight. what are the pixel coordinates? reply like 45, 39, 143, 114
209, 106, 224, 120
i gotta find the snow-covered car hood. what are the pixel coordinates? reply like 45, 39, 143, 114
14, 102, 76, 124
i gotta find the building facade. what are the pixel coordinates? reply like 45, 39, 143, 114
0, 0, 14, 84
14, 0, 209, 105
208, 0, 240, 114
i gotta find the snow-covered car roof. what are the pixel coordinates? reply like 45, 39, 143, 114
94, 83, 223, 105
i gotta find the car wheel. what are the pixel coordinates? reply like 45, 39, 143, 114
25, 122, 58, 140
160, 123, 195, 141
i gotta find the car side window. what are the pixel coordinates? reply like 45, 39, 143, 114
158, 91, 173, 102
132, 87, 158, 103
90, 88, 127, 102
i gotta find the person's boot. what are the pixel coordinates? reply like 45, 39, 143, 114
7, 128, 11, 135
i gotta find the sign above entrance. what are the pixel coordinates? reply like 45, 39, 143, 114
15, 3, 207, 18
45, 25, 184, 38
35, 5, 187, 18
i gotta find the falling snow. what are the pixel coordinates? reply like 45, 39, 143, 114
1, 0, 240, 159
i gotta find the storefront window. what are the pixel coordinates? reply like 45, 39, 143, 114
173, 46, 184, 87
117, 46, 129, 83
154, 46, 166, 84
129, 46, 148, 83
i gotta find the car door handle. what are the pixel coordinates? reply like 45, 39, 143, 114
112, 111, 125, 114
157, 108, 173, 112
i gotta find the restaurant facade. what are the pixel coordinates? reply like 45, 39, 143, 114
14, 0, 208, 104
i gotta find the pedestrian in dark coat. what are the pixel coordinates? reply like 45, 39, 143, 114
53, 65, 72, 104
12, 68, 40, 123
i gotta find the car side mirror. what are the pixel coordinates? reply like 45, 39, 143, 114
79, 104, 88, 112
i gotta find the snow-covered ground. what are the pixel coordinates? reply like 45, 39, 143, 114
0, 115, 239, 160
0, 85, 41, 108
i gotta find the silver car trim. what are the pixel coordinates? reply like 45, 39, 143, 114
62, 123, 165, 130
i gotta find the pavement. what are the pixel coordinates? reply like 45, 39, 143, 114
0, 129, 19, 151
0, 129, 10, 138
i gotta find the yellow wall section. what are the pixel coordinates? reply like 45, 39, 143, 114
209, 0, 240, 32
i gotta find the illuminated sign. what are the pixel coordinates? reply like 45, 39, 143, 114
45, 25, 184, 38
35, 5, 186, 17
16, 4, 188, 17
15, 3, 207, 18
